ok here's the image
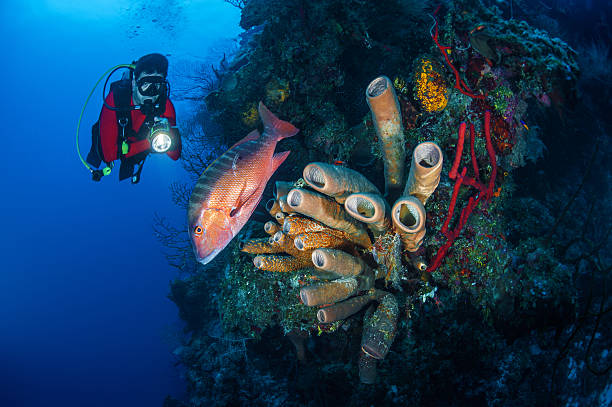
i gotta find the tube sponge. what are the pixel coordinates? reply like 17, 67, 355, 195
283, 215, 329, 235
300, 277, 359, 306
253, 255, 311, 272
361, 293, 399, 360
274, 181, 294, 200
303, 162, 380, 204
264, 221, 280, 235
311, 248, 369, 277
344, 192, 391, 236
275, 181, 297, 214
266, 198, 281, 219
391, 196, 426, 252
287, 188, 371, 248
240, 238, 284, 254
366, 76, 405, 200
404, 142, 443, 205
359, 350, 377, 384
317, 290, 386, 323
293, 231, 346, 251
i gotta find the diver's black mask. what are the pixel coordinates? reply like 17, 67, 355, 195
136, 76, 167, 97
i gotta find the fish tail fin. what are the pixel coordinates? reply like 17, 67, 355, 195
258, 102, 299, 141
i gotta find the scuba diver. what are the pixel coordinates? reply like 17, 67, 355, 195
78, 53, 181, 183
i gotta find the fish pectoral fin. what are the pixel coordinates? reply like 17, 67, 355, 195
271, 151, 291, 173
231, 180, 254, 215
228, 189, 264, 232
243, 190, 264, 214
230, 129, 260, 150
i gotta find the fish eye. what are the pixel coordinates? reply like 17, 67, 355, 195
230, 207, 240, 217
194, 226, 203, 235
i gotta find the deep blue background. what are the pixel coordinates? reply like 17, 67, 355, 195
0, 1, 241, 405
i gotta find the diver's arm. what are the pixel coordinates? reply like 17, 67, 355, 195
164, 98, 177, 126
121, 98, 181, 159
164, 98, 182, 160
167, 127, 181, 160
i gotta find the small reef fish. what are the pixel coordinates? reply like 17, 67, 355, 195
469, 25, 486, 35
188, 102, 299, 264
520, 120, 529, 130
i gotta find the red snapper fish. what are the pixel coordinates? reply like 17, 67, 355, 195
188, 102, 299, 264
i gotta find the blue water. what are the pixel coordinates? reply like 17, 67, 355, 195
0, 1, 241, 405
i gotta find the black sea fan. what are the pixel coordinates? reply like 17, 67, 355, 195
577, 40, 612, 85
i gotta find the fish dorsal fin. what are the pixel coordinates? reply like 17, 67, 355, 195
230, 129, 260, 150
271, 151, 291, 173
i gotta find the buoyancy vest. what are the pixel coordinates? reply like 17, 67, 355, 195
87, 79, 168, 183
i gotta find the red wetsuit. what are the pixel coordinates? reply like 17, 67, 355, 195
99, 91, 181, 163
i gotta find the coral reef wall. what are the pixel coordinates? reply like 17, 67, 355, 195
162, 1, 611, 406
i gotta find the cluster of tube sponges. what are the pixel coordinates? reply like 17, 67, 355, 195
241, 167, 401, 383
365, 75, 443, 257
241, 75, 443, 384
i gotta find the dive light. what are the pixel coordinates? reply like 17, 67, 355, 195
149, 118, 174, 153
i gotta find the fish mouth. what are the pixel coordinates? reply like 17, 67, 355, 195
192, 226, 234, 265
197, 247, 223, 265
